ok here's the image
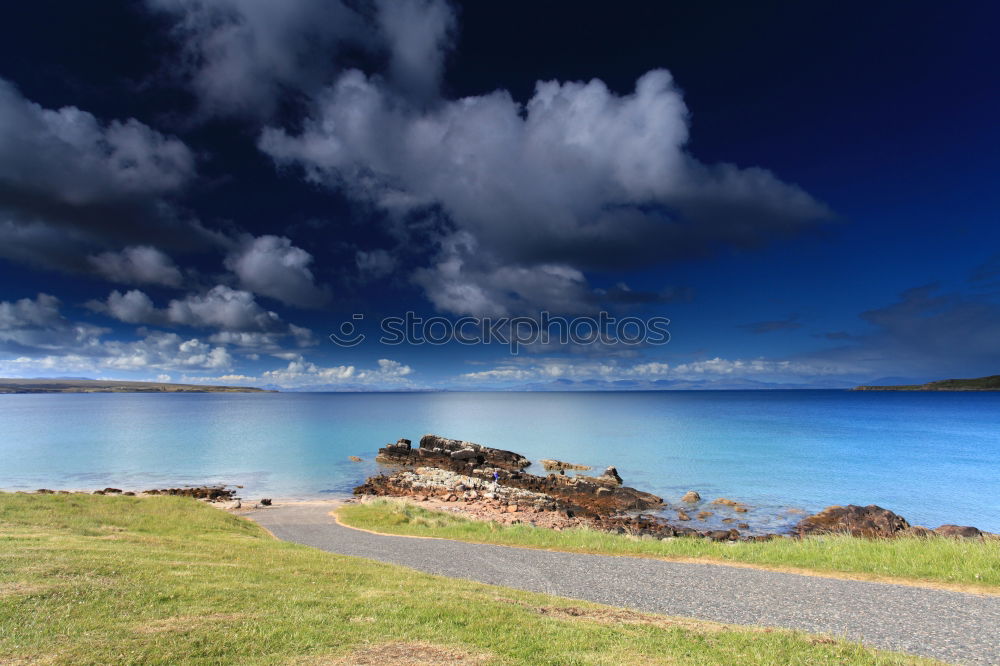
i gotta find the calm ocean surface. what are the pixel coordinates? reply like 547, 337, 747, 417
2, 390, 998, 532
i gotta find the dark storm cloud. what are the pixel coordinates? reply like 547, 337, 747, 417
0, 77, 217, 274
260, 68, 831, 314
146, 0, 369, 119
0, 79, 193, 202
375, 0, 456, 102
146, 0, 457, 118
88, 246, 184, 287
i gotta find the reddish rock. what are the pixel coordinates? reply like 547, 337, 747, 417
933, 524, 982, 539
797, 504, 909, 538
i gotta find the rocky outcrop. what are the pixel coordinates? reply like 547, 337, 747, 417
357, 462, 662, 516
539, 459, 591, 471
376, 434, 531, 471
796, 504, 910, 538
367, 434, 661, 516
143, 485, 236, 501
503, 469, 662, 515
358, 434, 994, 543
355, 467, 560, 512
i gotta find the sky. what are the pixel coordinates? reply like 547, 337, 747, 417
1, 1, 999, 391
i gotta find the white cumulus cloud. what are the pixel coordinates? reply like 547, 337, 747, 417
225, 235, 330, 308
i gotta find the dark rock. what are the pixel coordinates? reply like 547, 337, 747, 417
797, 504, 909, 538
122, 491, 136, 496
260, 498, 272, 506
539, 459, 591, 471
375, 433, 530, 471
142, 486, 236, 501
35, 489, 54, 494
363, 434, 661, 516
933, 524, 982, 539
600, 466, 623, 486
901, 526, 934, 538
103, 488, 122, 494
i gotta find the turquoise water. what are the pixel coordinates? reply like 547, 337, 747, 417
2, 390, 998, 532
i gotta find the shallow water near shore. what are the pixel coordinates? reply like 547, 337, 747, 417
2, 390, 999, 532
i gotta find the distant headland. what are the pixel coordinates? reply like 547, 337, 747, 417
0, 378, 274, 394
854, 374, 1000, 391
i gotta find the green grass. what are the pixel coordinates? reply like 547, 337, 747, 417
339, 499, 1000, 592
0, 494, 938, 665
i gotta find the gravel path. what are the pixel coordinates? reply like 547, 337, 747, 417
247, 501, 1000, 665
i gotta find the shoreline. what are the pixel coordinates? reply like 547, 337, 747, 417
355, 435, 996, 542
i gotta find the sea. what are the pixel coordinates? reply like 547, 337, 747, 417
2, 390, 998, 533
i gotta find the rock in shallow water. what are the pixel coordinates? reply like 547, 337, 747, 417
375, 434, 531, 471
539, 459, 592, 471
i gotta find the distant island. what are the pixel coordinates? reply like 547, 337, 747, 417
0, 378, 274, 394
855, 374, 1000, 391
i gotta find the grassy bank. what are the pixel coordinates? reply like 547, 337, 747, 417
339, 499, 1000, 593
0, 494, 936, 665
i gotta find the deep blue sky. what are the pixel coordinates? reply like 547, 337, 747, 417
1, 1, 998, 390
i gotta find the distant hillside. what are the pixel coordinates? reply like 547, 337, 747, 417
855, 375, 1000, 391
0, 378, 274, 394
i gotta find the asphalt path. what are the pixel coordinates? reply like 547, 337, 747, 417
247, 501, 1000, 665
